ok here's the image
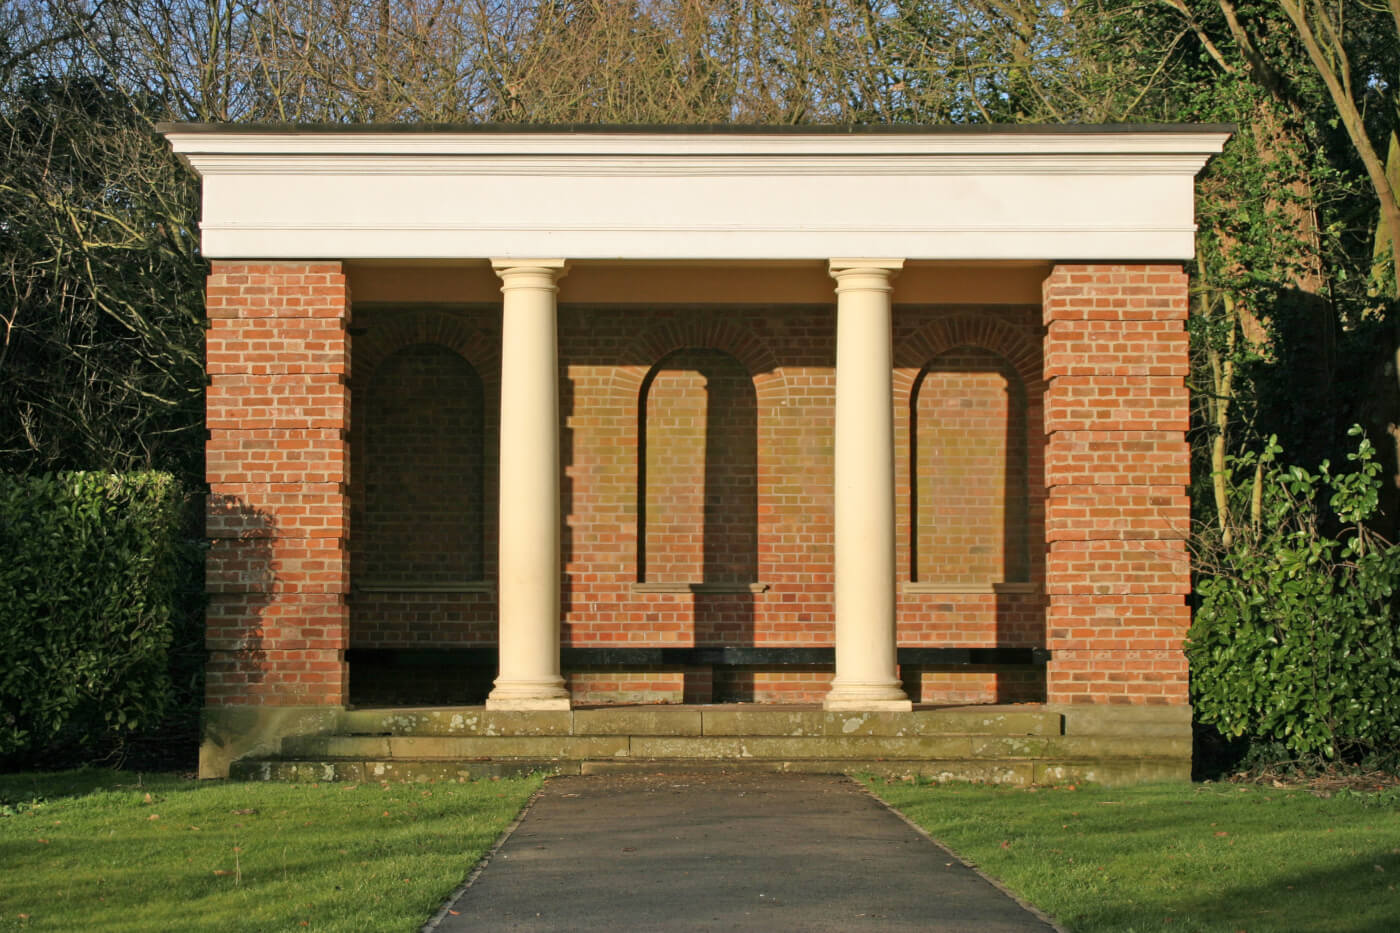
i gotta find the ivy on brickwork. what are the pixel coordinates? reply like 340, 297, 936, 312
1189, 428, 1400, 766
0, 472, 198, 764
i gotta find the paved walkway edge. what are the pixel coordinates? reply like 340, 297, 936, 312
858, 781, 1068, 933
420, 783, 550, 933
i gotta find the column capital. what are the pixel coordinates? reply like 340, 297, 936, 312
490, 258, 570, 287
828, 259, 904, 296
828, 258, 904, 279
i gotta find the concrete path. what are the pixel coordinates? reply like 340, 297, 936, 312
427, 772, 1060, 932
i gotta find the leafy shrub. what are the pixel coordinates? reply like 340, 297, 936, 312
1189, 428, 1400, 764
0, 472, 188, 760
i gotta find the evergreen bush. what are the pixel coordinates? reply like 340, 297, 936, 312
0, 472, 189, 761
1189, 428, 1400, 765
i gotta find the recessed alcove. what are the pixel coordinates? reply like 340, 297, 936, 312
911, 346, 1029, 587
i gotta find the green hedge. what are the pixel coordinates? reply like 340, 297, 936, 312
0, 472, 187, 759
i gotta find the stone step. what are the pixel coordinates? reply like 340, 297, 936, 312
231, 755, 1189, 787
1055, 704, 1193, 737
235, 705, 1192, 788
231, 757, 565, 783
281, 731, 1187, 761
332, 705, 1064, 738
579, 757, 1190, 785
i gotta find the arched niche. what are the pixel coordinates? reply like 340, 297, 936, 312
637, 348, 758, 585
911, 346, 1030, 586
361, 343, 485, 584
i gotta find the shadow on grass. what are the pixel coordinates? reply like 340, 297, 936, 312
0, 768, 196, 809
870, 780, 1400, 933
0, 769, 543, 933
1061, 855, 1400, 933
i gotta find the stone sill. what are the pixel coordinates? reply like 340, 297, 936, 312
900, 582, 1039, 595
631, 582, 770, 595
354, 580, 493, 593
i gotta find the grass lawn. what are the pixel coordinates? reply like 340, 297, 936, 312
0, 769, 542, 932
869, 778, 1400, 933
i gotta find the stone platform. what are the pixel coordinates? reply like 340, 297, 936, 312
227, 704, 1191, 787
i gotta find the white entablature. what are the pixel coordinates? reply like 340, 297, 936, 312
162, 125, 1230, 262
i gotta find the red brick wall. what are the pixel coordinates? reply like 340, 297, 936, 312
1043, 264, 1192, 705
205, 262, 351, 706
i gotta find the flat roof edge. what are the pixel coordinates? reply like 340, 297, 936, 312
157, 121, 1236, 136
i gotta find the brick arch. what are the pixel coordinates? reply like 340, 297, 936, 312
354, 309, 500, 387
609, 318, 790, 405
893, 315, 1042, 397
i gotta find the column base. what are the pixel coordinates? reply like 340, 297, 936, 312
486, 680, 572, 711
485, 696, 572, 711
823, 682, 912, 712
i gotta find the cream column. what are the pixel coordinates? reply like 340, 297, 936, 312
487, 259, 571, 711
824, 259, 912, 712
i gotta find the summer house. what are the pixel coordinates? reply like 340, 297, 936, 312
163, 125, 1229, 782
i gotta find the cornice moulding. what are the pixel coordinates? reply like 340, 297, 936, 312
164, 126, 1230, 262
164, 129, 1229, 158
177, 153, 1218, 177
